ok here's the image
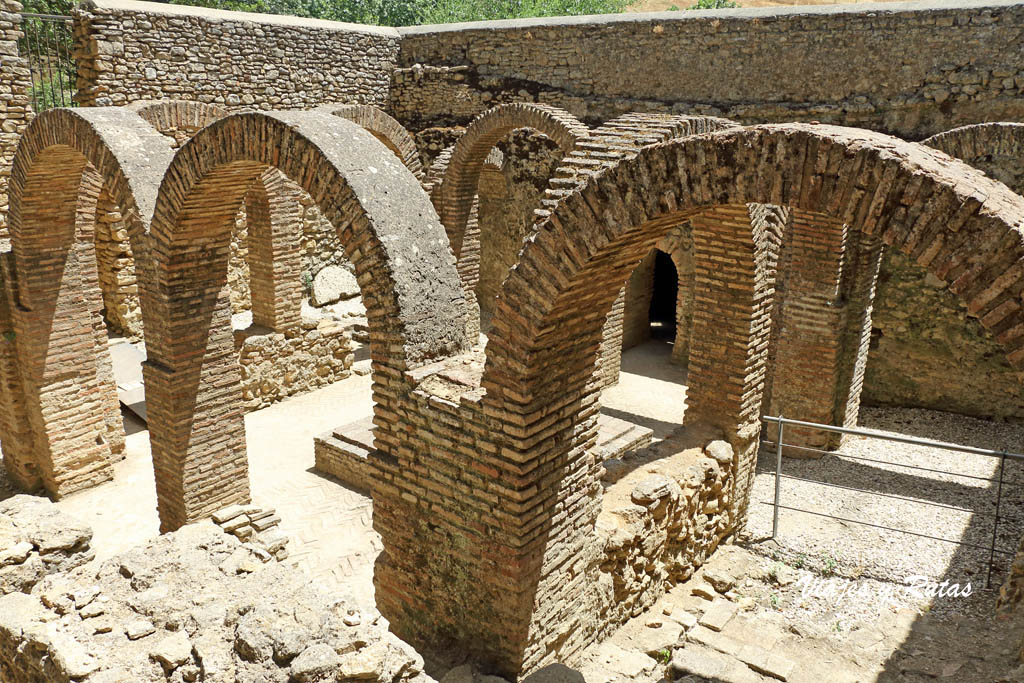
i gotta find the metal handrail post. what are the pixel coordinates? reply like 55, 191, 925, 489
987, 453, 1006, 590
772, 415, 784, 539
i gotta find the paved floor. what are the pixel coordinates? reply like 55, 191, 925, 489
44, 341, 690, 613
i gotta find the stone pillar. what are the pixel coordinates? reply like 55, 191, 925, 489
0, 0, 32, 236
685, 206, 778, 525
765, 211, 884, 454
246, 168, 303, 333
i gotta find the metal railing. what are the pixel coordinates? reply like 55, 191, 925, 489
762, 415, 1023, 589
19, 12, 75, 112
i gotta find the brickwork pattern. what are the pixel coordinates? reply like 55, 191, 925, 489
4, 108, 176, 498
431, 103, 589, 336
142, 110, 469, 532
763, 212, 885, 452
533, 112, 738, 389
862, 121, 1024, 422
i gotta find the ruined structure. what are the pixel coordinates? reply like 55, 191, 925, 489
0, 0, 1022, 679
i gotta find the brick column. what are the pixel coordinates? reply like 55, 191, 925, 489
10, 161, 117, 496
596, 288, 625, 387
246, 168, 303, 333
0, 250, 37, 490
685, 205, 778, 525
145, 183, 251, 531
765, 211, 883, 453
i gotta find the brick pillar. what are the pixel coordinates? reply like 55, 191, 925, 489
596, 288, 625, 387
765, 212, 883, 454
685, 205, 778, 525
834, 231, 885, 430
145, 194, 251, 532
0, 250, 37, 490
246, 169, 303, 333
621, 250, 656, 351
10, 161, 117, 496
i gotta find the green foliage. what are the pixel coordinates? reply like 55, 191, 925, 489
686, 0, 737, 9
29, 76, 74, 110
165, 0, 629, 26
21, 0, 76, 14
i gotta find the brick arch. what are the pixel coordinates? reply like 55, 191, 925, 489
534, 112, 739, 387
436, 104, 590, 328
127, 99, 229, 145
142, 110, 470, 531
322, 104, 424, 180
923, 122, 1024, 195
5, 107, 176, 498
483, 122, 1024, 525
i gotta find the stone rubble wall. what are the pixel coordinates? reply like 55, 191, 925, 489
392, 1, 1024, 138
0, 521, 432, 682
72, 0, 399, 109
0, 495, 94, 597
595, 437, 734, 642
475, 129, 564, 323
0, 0, 30, 238
235, 317, 354, 412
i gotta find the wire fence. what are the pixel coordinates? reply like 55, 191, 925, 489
19, 12, 75, 112
762, 415, 1024, 590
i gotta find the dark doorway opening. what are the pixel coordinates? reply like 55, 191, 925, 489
649, 250, 677, 341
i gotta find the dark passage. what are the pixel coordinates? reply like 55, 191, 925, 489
649, 250, 677, 341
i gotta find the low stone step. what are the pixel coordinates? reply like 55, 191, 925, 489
671, 643, 769, 683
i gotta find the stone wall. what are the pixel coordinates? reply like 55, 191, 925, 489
236, 316, 354, 412
0, 0, 31, 237
864, 250, 1024, 420
392, 1, 1024, 138
476, 130, 563, 323
72, 0, 399, 109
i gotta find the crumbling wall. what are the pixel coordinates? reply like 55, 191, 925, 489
72, 0, 399, 109
236, 317, 354, 412
0, 495, 93, 597
392, 2, 1024, 138
0, 522, 428, 683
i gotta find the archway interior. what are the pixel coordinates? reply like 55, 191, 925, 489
649, 249, 678, 343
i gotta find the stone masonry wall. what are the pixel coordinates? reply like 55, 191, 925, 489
476, 129, 563, 323
865, 250, 1024, 420
392, 1, 1024, 139
0, 0, 31, 237
72, 0, 399, 109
